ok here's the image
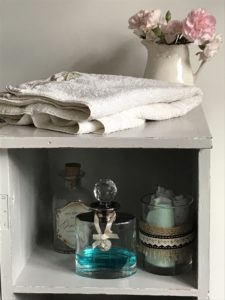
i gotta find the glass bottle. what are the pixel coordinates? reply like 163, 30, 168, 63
53, 163, 92, 253
75, 179, 137, 279
139, 187, 195, 275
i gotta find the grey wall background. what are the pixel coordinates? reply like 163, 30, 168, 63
0, 0, 224, 299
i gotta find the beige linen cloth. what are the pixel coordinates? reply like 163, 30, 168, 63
0, 71, 202, 134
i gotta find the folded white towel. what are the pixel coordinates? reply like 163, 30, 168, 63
0, 71, 202, 134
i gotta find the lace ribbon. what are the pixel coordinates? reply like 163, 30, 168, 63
139, 221, 195, 249
139, 231, 194, 248
138, 243, 193, 264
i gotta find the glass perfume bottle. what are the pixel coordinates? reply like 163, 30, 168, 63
75, 179, 137, 279
53, 163, 92, 253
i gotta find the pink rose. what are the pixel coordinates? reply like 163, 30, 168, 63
183, 8, 216, 44
198, 34, 222, 61
162, 20, 183, 44
128, 9, 162, 32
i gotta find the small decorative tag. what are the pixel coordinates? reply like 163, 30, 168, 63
92, 211, 119, 251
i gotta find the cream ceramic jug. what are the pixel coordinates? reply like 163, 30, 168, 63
142, 40, 204, 85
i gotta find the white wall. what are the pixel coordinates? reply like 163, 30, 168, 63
0, 0, 224, 299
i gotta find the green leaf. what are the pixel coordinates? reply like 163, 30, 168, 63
152, 27, 166, 43
165, 10, 172, 22
152, 27, 162, 38
199, 44, 206, 50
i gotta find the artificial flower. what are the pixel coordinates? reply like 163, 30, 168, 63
197, 34, 222, 61
183, 8, 216, 44
128, 9, 162, 33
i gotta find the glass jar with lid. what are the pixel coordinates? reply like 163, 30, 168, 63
139, 187, 195, 275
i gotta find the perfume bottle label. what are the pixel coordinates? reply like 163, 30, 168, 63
56, 202, 89, 249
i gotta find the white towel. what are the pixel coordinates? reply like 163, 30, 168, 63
0, 71, 202, 134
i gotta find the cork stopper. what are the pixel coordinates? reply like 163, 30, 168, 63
65, 163, 81, 177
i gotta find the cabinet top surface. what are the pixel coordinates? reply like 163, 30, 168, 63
0, 106, 212, 149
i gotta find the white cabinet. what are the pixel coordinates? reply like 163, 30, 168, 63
0, 106, 211, 300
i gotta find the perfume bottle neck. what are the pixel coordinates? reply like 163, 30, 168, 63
64, 177, 81, 189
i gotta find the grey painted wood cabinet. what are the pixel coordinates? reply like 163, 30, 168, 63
0, 106, 211, 300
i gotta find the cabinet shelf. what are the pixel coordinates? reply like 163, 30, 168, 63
0, 107, 211, 300
14, 245, 197, 297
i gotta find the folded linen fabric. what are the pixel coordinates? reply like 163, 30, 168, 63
0, 71, 202, 134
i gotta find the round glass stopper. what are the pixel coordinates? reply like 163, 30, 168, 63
93, 179, 117, 205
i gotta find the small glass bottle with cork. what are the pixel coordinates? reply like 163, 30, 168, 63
52, 162, 92, 253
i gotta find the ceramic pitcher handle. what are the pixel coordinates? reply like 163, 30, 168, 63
193, 61, 206, 82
